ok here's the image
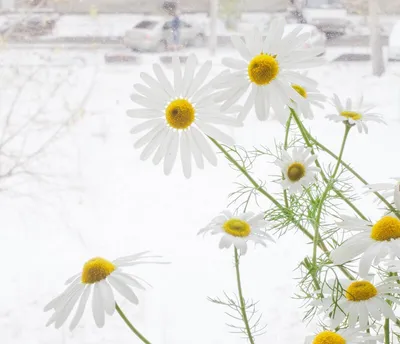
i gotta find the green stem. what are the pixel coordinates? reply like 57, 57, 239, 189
290, 109, 368, 221
115, 303, 151, 344
283, 114, 292, 208
234, 248, 255, 344
312, 125, 350, 276
311, 137, 400, 219
210, 137, 355, 280
384, 318, 390, 344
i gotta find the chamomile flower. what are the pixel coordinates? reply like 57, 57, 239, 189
198, 210, 274, 255
127, 54, 240, 178
45, 252, 165, 330
275, 147, 320, 194
330, 214, 400, 277
318, 277, 399, 328
213, 18, 323, 123
305, 327, 382, 344
365, 178, 400, 211
282, 82, 325, 123
326, 94, 385, 133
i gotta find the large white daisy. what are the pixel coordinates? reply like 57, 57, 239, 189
305, 326, 382, 344
198, 210, 274, 255
127, 54, 240, 178
330, 214, 400, 277
213, 18, 323, 123
275, 146, 320, 194
326, 94, 385, 134
365, 178, 400, 211
45, 252, 165, 330
317, 277, 399, 329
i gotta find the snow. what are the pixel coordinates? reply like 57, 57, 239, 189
1, 45, 400, 344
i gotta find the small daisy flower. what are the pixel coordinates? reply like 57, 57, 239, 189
275, 147, 320, 194
213, 18, 323, 123
198, 210, 274, 255
282, 82, 325, 123
365, 178, 400, 211
44, 252, 165, 330
127, 54, 240, 178
318, 277, 399, 328
330, 214, 400, 277
326, 94, 385, 134
305, 326, 383, 344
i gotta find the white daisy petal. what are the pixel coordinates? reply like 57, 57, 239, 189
108, 275, 139, 305
231, 35, 252, 61
127, 109, 162, 119
172, 55, 183, 95
187, 60, 212, 98
69, 285, 91, 331
98, 280, 115, 316
222, 57, 248, 70
163, 131, 179, 175
180, 131, 192, 178
152, 63, 175, 97
196, 122, 234, 146
54, 284, 85, 329
92, 283, 105, 328
191, 126, 217, 166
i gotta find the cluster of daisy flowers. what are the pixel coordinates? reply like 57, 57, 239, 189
45, 17, 398, 344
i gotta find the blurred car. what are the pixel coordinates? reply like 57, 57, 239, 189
389, 21, 400, 61
123, 16, 205, 52
284, 24, 327, 55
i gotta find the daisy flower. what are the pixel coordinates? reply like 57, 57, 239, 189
330, 214, 400, 277
127, 54, 240, 178
305, 326, 382, 344
326, 94, 385, 134
45, 252, 165, 330
213, 18, 323, 123
365, 178, 400, 211
275, 146, 320, 194
318, 277, 399, 328
198, 210, 274, 255
281, 81, 325, 123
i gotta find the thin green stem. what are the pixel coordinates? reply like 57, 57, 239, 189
311, 137, 400, 219
283, 114, 292, 208
384, 318, 390, 344
290, 109, 368, 221
210, 137, 355, 280
312, 125, 350, 277
115, 303, 151, 344
234, 248, 255, 344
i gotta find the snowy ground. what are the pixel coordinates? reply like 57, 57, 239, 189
1, 46, 400, 344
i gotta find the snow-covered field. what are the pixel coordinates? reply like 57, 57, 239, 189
1, 46, 400, 344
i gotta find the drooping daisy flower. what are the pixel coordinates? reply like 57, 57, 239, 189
326, 94, 385, 134
305, 326, 382, 344
365, 178, 400, 211
127, 54, 240, 178
198, 210, 274, 255
330, 214, 400, 277
213, 18, 323, 123
281, 82, 325, 123
275, 147, 320, 194
45, 252, 165, 330
318, 277, 399, 328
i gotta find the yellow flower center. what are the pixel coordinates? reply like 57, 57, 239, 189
370, 216, 400, 241
248, 53, 279, 86
165, 99, 195, 129
345, 281, 377, 301
292, 84, 307, 98
81, 257, 116, 284
313, 331, 346, 344
287, 162, 306, 182
340, 111, 362, 121
223, 218, 251, 237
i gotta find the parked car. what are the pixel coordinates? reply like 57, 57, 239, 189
302, 4, 350, 37
284, 24, 327, 55
123, 16, 205, 52
389, 21, 400, 61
